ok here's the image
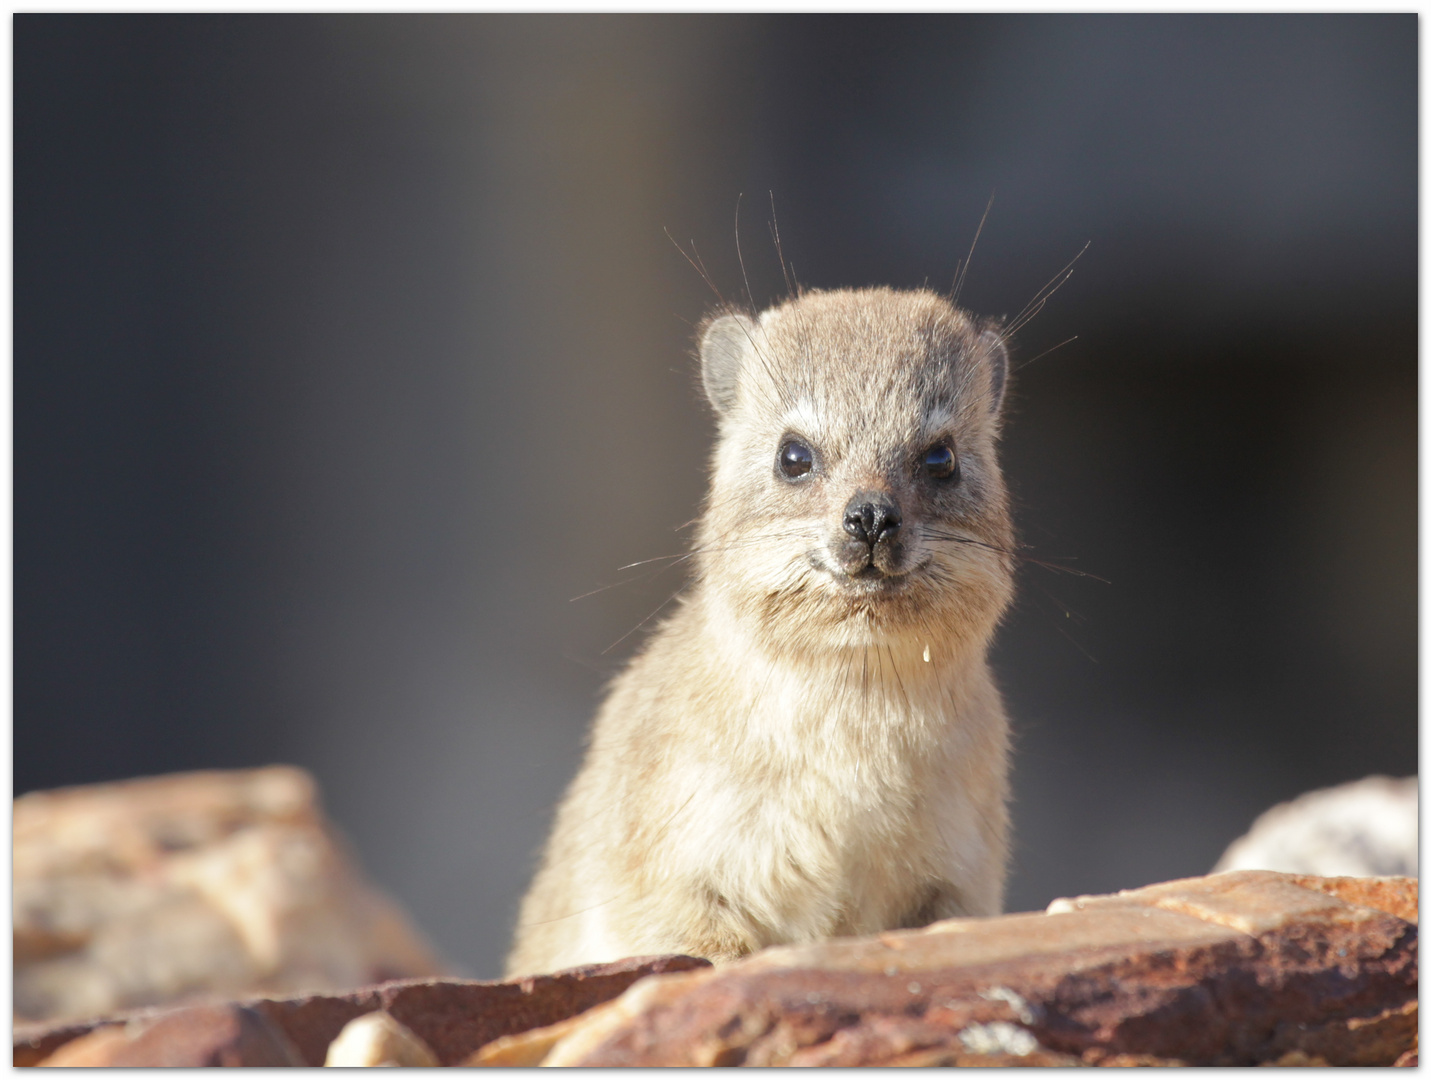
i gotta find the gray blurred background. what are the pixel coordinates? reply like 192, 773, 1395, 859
16, 15, 1416, 977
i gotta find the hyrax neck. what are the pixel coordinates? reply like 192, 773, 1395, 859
694, 583, 990, 756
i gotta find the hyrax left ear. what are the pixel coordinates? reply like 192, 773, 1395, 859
698, 311, 756, 415
977, 328, 1009, 417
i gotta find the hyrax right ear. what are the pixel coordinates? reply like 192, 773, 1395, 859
698, 312, 755, 415
978, 328, 1009, 417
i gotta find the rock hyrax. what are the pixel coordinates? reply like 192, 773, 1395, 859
507, 286, 1015, 977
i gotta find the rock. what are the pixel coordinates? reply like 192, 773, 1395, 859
29, 1027, 130, 1067
35, 1004, 303, 1067
256, 954, 711, 1066
540, 970, 716, 1066
1283, 874, 1419, 924
14, 1019, 121, 1067
463, 1001, 620, 1066
15, 954, 713, 1067
13, 766, 448, 1026
1215, 775, 1418, 877
12, 865, 1415, 1068
533, 871, 1417, 1067
323, 1011, 439, 1066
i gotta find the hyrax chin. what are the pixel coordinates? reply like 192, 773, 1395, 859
506, 286, 1016, 978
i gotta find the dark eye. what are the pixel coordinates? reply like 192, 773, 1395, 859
922, 442, 959, 481
777, 439, 814, 480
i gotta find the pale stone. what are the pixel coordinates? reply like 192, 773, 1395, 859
13, 767, 448, 1025
323, 1011, 439, 1067
739, 903, 1231, 976
957, 1020, 1039, 1056
1215, 775, 1418, 877
1047, 869, 1389, 935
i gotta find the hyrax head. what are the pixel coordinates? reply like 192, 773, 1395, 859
695, 287, 1015, 654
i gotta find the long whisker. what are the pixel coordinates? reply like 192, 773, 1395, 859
569, 567, 679, 602
601, 584, 688, 655
616, 530, 814, 570
952, 192, 995, 306
515, 893, 621, 928
1004, 242, 1089, 338
1015, 335, 1079, 371
735, 192, 754, 307
689, 239, 722, 308
665, 227, 728, 307
920, 528, 1110, 583
569, 529, 819, 603
1025, 582, 1101, 663
769, 191, 795, 298
1026, 579, 1089, 625
675, 202, 790, 414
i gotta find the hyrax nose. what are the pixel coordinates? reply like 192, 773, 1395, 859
843, 491, 902, 547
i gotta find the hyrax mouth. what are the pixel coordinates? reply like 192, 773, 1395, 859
814, 548, 926, 601
841, 568, 910, 600
807, 551, 909, 589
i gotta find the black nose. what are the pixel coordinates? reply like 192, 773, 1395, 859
843, 492, 902, 546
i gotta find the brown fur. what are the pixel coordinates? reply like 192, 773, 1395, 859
506, 287, 1015, 977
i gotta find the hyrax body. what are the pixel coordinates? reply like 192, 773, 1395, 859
507, 286, 1016, 977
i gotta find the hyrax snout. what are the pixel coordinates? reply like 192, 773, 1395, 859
838, 489, 903, 575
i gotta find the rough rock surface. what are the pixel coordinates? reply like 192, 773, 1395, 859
14, 766, 447, 1026
16, 954, 712, 1066
16, 874, 1413, 1068
534, 871, 1418, 1067
12, 763, 1417, 1067
1215, 774, 1419, 877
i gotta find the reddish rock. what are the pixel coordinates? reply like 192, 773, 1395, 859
544, 872, 1417, 1067
286, 953, 710, 1065
36, 1005, 302, 1067
1286, 873, 1419, 924
29, 1028, 130, 1067
14, 871, 1416, 1067
15, 1021, 120, 1068
15, 953, 711, 1067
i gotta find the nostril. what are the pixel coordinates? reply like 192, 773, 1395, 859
872, 505, 901, 543
844, 504, 873, 542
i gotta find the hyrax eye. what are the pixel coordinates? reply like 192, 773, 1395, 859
777, 438, 815, 480
922, 442, 959, 481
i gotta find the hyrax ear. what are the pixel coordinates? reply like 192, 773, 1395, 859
977, 328, 1009, 417
698, 312, 756, 415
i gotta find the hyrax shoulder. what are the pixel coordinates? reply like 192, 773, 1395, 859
506, 286, 1016, 978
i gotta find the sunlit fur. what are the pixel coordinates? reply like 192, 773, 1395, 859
506, 287, 1016, 977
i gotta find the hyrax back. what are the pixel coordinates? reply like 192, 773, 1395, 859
507, 287, 1016, 977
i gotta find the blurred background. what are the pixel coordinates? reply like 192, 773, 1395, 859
16, 14, 1416, 978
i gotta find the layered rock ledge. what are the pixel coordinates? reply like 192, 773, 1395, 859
16, 870, 1416, 1067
